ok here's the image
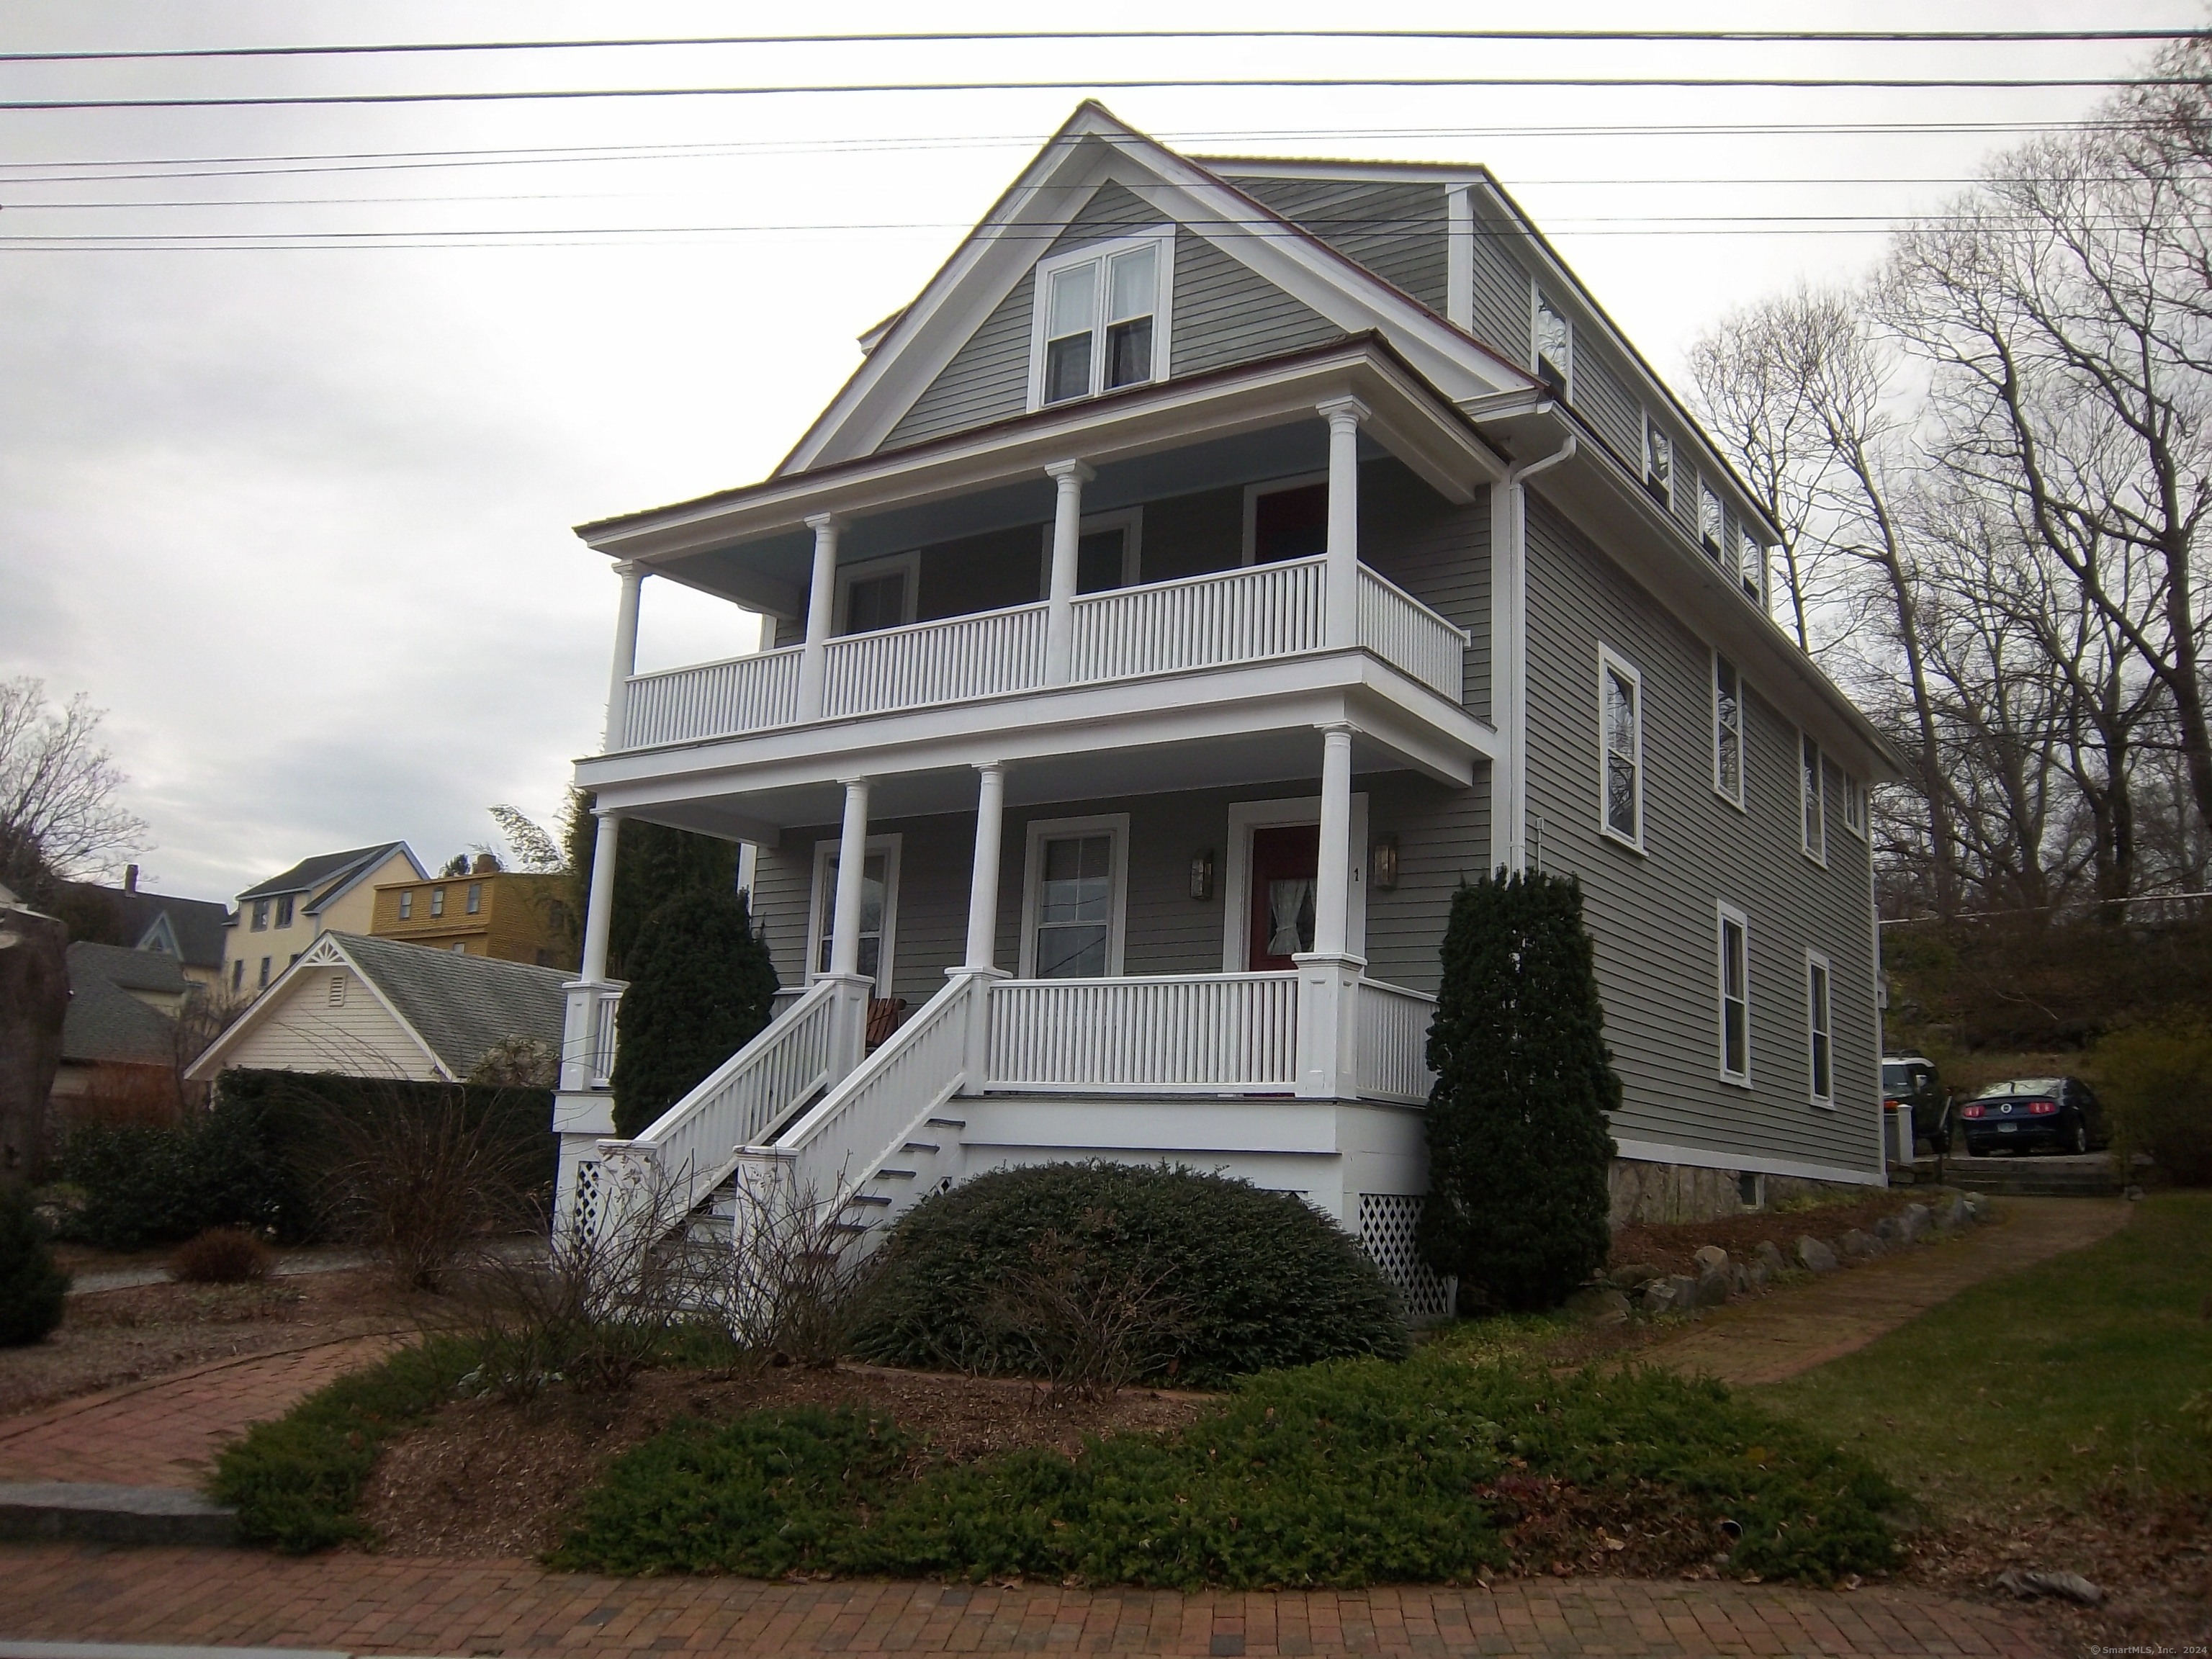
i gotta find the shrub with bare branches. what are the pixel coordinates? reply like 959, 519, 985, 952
170, 1226, 273, 1284
980, 1228, 1191, 1401
711, 1160, 878, 1370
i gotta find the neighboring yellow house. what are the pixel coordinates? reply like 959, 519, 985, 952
369, 857, 575, 969
222, 842, 423, 997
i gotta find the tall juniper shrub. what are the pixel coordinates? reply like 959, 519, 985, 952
1418, 871, 1618, 1311
610, 887, 779, 1138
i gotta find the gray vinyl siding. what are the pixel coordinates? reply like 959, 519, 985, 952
1359, 464, 1490, 722
1467, 215, 1531, 367
1520, 493, 1879, 1177
1575, 336, 1642, 473
1169, 230, 1343, 378
750, 771, 1489, 1004
1225, 176, 1450, 313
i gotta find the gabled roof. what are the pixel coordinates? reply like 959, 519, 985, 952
62, 941, 186, 1066
60, 881, 230, 969
186, 931, 567, 1084
235, 842, 422, 909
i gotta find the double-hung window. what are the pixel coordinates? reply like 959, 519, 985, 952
836, 552, 918, 635
1800, 732, 1827, 864
431, 886, 446, 917
1643, 418, 1673, 506
466, 882, 482, 914
1841, 774, 1868, 838
1807, 949, 1834, 1107
397, 890, 413, 920
809, 835, 901, 994
1534, 289, 1572, 396
274, 894, 295, 927
1030, 230, 1172, 408
251, 900, 269, 931
1718, 903, 1750, 1085
1737, 525, 1763, 601
1020, 814, 1128, 979
1713, 654, 1745, 808
1699, 480, 1725, 560
1598, 647, 1643, 850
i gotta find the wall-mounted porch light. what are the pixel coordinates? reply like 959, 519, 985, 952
1370, 833, 1401, 891
1190, 848, 1215, 902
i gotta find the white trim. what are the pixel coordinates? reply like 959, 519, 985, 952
1038, 505, 1143, 592
806, 832, 902, 995
834, 550, 920, 633
1596, 644, 1645, 853
1806, 946, 1835, 1109
1531, 283, 1573, 397
1445, 184, 1474, 330
1799, 729, 1827, 866
1717, 900, 1751, 1089
1025, 224, 1177, 412
1841, 772, 1869, 839
1241, 470, 1330, 566
1017, 811, 1131, 978
184, 932, 453, 1084
1220, 793, 1369, 971
1712, 651, 1745, 811
1611, 1136, 1886, 1187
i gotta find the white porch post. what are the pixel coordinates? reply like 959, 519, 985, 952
797, 513, 842, 721
1295, 724, 1364, 1100
603, 560, 646, 751
1043, 460, 1093, 684
824, 776, 875, 1078
953, 762, 1010, 1095
555, 809, 624, 1228
578, 810, 623, 985
1318, 397, 1370, 650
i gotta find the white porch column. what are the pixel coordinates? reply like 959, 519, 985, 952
578, 810, 623, 984
559, 809, 625, 1110
797, 513, 842, 721
953, 761, 1011, 1096
1295, 724, 1364, 1101
1318, 397, 1370, 650
824, 776, 875, 1077
1043, 460, 1093, 684
603, 561, 646, 751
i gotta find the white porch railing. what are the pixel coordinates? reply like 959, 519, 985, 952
559, 981, 624, 1092
1354, 978, 1438, 1104
623, 645, 803, 748
822, 601, 1048, 717
1358, 567, 1466, 702
1069, 557, 1326, 683
601, 978, 841, 1212
987, 973, 1300, 1093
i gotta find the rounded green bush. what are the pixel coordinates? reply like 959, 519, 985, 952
0, 1182, 70, 1346
851, 1161, 1406, 1386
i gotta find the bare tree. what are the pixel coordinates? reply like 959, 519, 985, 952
0, 678, 150, 902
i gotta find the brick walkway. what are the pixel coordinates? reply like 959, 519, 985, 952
0, 1334, 396, 1488
1641, 1196, 2131, 1388
0, 1545, 2059, 1656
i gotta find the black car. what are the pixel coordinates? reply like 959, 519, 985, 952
1959, 1076, 2107, 1156
1882, 1053, 1952, 1154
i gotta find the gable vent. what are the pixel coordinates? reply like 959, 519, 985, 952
328, 973, 346, 1008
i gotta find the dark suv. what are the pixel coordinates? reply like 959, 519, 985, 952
1882, 1053, 1952, 1154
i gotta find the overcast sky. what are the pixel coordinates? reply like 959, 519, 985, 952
0, 0, 2195, 902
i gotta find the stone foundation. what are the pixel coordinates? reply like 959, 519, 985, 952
1607, 1156, 1871, 1228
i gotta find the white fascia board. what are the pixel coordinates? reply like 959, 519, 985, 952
1196, 157, 1491, 186
585, 342, 1503, 564
968, 1097, 1345, 1156
577, 652, 1491, 817
1611, 1135, 1887, 1189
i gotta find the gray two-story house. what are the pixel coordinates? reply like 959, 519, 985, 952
550, 105, 1897, 1309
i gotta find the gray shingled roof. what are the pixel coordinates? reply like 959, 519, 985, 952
63, 941, 185, 1065
61, 882, 230, 970
331, 932, 567, 1077
235, 842, 414, 906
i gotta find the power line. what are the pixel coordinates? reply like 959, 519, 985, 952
3, 27, 2200, 66
0, 74, 2194, 115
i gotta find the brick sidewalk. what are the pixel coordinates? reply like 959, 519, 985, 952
0, 1334, 396, 1488
0, 1545, 2060, 1656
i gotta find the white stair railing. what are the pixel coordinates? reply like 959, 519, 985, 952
1069, 557, 1327, 683
597, 978, 841, 1217
1354, 978, 1438, 1104
987, 973, 1300, 1092
1357, 567, 1467, 702
621, 646, 804, 748
822, 603, 1048, 716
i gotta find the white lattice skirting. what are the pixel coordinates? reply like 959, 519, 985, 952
569, 1159, 603, 1238
1357, 1192, 1455, 1320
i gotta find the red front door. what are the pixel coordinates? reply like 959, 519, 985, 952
1247, 824, 1320, 971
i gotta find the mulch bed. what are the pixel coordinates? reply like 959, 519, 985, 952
358, 1362, 1214, 1560
1609, 1193, 1943, 1279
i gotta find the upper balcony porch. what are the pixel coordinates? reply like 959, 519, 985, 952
575, 338, 1506, 831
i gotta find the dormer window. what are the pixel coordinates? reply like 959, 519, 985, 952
1029, 229, 1173, 409
1699, 480, 1725, 560
1644, 420, 1673, 506
1533, 291, 1572, 397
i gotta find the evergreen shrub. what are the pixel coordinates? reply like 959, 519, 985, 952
2093, 1021, 2212, 1186
849, 1162, 1405, 1386
610, 888, 779, 1138
0, 1182, 69, 1346
1418, 871, 1619, 1311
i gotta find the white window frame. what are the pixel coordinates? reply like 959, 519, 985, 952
1717, 901, 1751, 1087
1025, 225, 1176, 411
1038, 505, 1143, 593
1240, 470, 1331, 566
806, 832, 903, 996
397, 890, 413, 920
1017, 812, 1131, 979
1842, 773, 1868, 839
1800, 730, 1827, 866
430, 886, 446, 917
1531, 284, 1573, 397
1220, 794, 1370, 971
834, 550, 920, 634
1806, 947, 1835, 1108
466, 881, 482, 914
1712, 652, 1745, 811
1642, 414, 1673, 508
1737, 524, 1763, 601
1699, 478, 1725, 559
1596, 644, 1645, 853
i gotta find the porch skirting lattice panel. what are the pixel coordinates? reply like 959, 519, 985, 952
1357, 1192, 1454, 1320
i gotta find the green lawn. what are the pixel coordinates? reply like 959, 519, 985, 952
1754, 1194, 2212, 1509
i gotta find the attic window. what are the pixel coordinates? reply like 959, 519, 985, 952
1533, 291, 1572, 397
1029, 229, 1173, 408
